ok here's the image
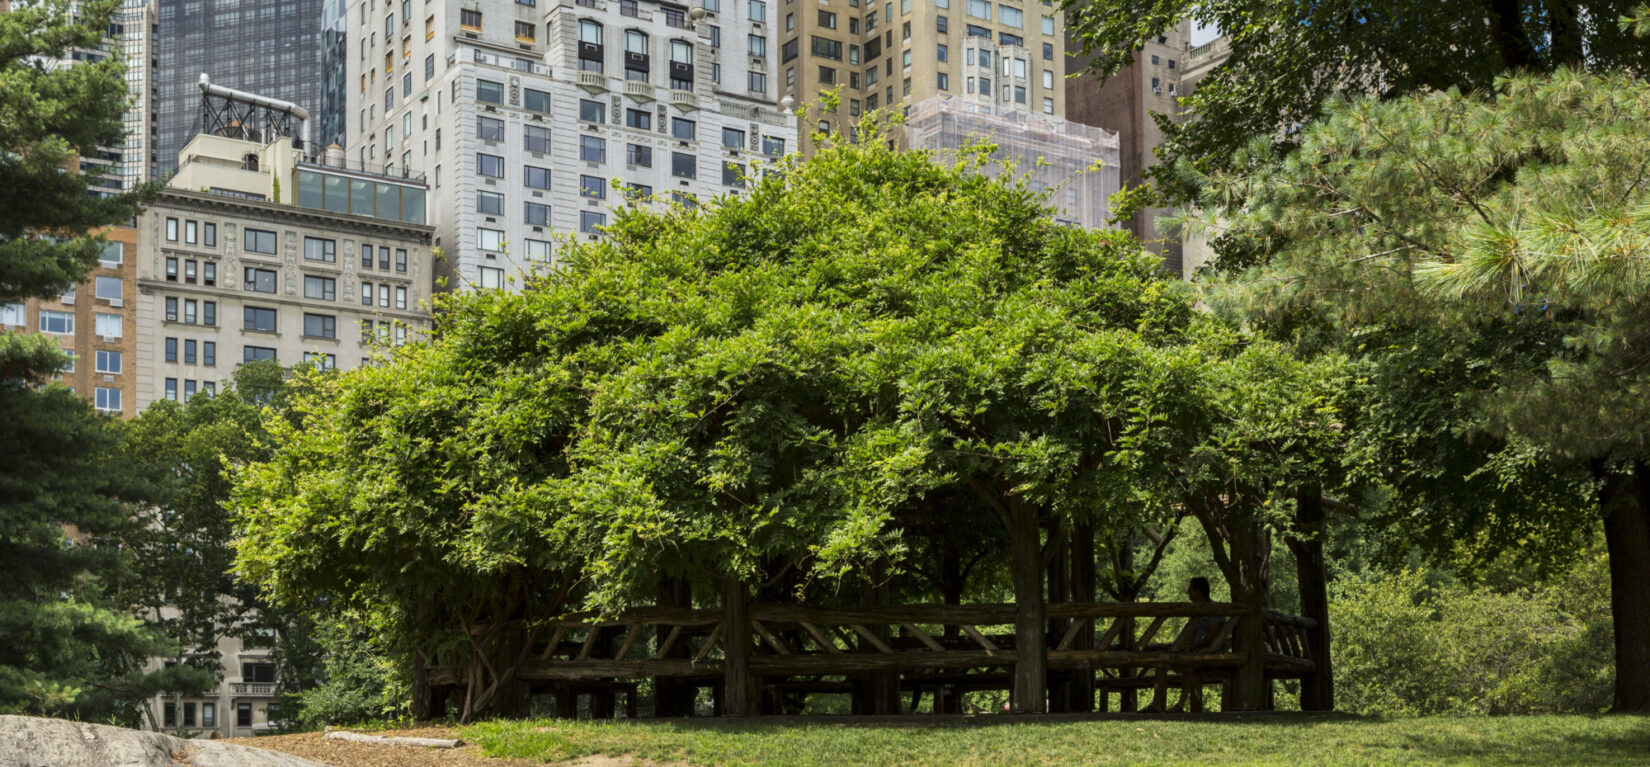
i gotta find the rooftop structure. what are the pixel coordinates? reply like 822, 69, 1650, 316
904, 95, 1120, 230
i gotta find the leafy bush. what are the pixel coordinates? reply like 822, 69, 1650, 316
1331, 554, 1611, 715
294, 613, 407, 726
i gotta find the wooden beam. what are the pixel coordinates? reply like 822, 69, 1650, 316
540, 626, 569, 661
654, 625, 684, 660
692, 623, 723, 663
1133, 616, 1168, 650
798, 621, 841, 654
1094, 618, 1124, 650
849, 623, 895, 654
960, 624, 1000, 653
576, 628, 601, 661
1055, 618, 1087, 651
615, 623, 643, 661
901, 623, 946, 652
751, 619, 792, 655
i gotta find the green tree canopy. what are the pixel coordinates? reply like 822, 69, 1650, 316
0, 0, 152, 306
1186, 68, 1650, 711
1062, 0, 1650, 204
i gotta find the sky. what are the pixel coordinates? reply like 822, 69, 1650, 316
1190, 21, 1221, 45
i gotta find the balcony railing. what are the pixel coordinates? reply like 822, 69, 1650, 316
232, 682, 276, 696
577, 70, 608, 91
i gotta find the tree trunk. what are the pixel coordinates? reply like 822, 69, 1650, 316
1114, 535, 1137, 712
721, 578, 755, 717
1288, 488, 1334, 711
1601, 463, 1650, 713
1008, 497, 1047, 713
1485, 0, 1539, 71
1046, 525, 1070, 713
1224, 520, 1272, 711
856, 576, 899, 714
1546, 0, 1584, 68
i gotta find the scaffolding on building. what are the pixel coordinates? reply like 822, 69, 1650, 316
903, 96, 1121, 230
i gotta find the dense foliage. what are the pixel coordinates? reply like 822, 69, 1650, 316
1062, 0, 1650, 204
0, 0, 151, 303
1186, 68, 1650, 711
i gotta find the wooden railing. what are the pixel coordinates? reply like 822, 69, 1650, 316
430, 602, 1317, 688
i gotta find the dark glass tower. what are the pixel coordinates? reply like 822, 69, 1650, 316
317, 0, 350, 151
153, 0, 328, 175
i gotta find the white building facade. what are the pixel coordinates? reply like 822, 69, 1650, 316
346, 0, 798, 290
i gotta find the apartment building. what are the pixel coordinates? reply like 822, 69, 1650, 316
132, 131, 433, 410
345, 0, 797, 290
1176, 34, 1230, 277
147, 622, 283, 738
777, 0, 1067, 154
0, 226, 139, 417
1065, 21, 1189, 271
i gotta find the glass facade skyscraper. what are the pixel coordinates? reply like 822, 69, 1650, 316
152, 0, 329, 175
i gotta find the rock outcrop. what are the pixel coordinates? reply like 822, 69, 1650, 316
0, 715, 330, 767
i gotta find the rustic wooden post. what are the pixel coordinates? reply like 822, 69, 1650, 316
654, 577, 693, 717
1008, 497, 1047, 713
1227, 524, 1271, 711
857, 577, 899, 714
721, 578, 756, 717
1070, 521, 1096, 713
1046, 526, 1070, 713
1290, 488, 1335, 711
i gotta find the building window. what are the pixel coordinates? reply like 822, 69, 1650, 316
245, 267, 277, 294
304, 276, 337, 301
525, 165, 552, 189
478, 266, 505, 289
966, 0, 989, 18
184, 220, 198, 244
165, 378, 178, 401
1043, 96, 1054, 114
477, 78, 504, 104
820, 66, 836, 85
525, 201, 551, 225
526, 239, 553, 262
95, 276, 122, 303
478, 228, 505, 251
204, 341, 215, 366
671, 152, 696, 179
395, 286, 407, 309
579, 175, 606, 198
426, 53, 435, 80
478, 115, 504, 141
748, 71, 766, 92
183, 340, 196, 364
579, 99, 606, 123
303, 352, 338, 370
244, 306, 277, 332
625, 108, 651, 130
478, 190, 504, 214
379, 246, 391, 270
627, 143, 652, 167
94, 387, 120, 412
461, 8, 482, 29
722, 161, 745, 187
938, 72, 949, 90
39, 310, 73, 335
165, 297, 177, 322
762, 136, 785, 157
303, 237, 336, 262
303, 313, 336, 339
360, 243, 374, 268
723, 127, 746, 150
515, 20, 537, 41
524, 87, 551, 113
95, 350, 122, 374
244, 228, 277, 254
671, 117, 696, 140
811, 36, 842, 61
0, 303, 24, 327
525, 125, 552, 153
396, 250, 407, 273
998, 5, 1021, 27
478, 153, 504, 177
361, 282, 374, 305
244, 346, 277, 363
165, 217, 178, 241
748, 0, 765, 22
203, 301, 216, 326
579, 210, 606, 233
203, 262, 216, 286
819, 9, 837, 27
1043, 42, 1054, 60
782, 39, 798, 63
95, 312, 122, 337
580, 135, 606, 162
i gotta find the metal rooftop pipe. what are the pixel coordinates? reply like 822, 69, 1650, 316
197, 73, 312, 152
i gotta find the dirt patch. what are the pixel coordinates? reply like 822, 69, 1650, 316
225, 728, 685, 767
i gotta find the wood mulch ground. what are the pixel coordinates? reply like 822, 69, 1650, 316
224, 727, 665, 767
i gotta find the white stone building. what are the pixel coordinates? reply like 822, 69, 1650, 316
346, 0, 798, 290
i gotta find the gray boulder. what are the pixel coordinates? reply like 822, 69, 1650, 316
0, 716, 328, 767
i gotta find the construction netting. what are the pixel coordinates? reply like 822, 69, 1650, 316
904, 95, 1121, 230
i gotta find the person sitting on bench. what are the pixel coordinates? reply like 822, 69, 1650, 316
1144, 576, 1226, 713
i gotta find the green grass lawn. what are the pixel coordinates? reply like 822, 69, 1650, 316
461, 713, 1650, 767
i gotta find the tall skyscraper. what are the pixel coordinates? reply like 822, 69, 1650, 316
776, 0, 1068, 154
150, 0, 331, 177
346, 0, 798, 292
1065, 21, 1190, 272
